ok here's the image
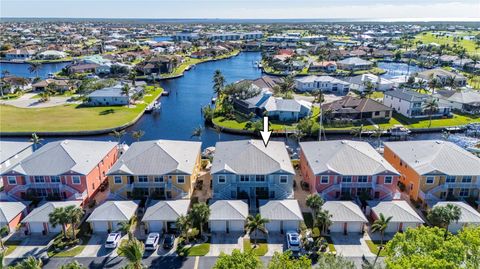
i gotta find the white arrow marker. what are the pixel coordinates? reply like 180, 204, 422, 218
260, 116, 272, 147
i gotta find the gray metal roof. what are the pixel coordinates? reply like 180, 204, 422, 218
0, 202, 27, 223
338, 57, 372, 66
384, 140, 480, 175
300, 140, 399, 176
262, 97, 303, 113
22, 201, 82, 223
87, 200, 138, 222
6, 140, 117, 176
259, 200, 303, 221
108, 140, 201, 176
384, 89, 428, 102
209, 200, 248, 221
433, 201, 480, 224
142, 200, 190, 222
323, 201, 368, 222
0, 141, 32, 164
211, 140, 295, 175
368, 200, 424, 223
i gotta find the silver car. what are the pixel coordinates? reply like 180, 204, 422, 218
145, 233, 160, 251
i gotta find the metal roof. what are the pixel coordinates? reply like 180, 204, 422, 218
433, 201, 480, 224
368, 200, 424, 223
323, 201, 368, 222
209, 200, 248, 221
0, 202, 27, 223
87, 200, 138, 222
259, 200, 303, 221
142, 200, 190, 222
22, 201, 82, 223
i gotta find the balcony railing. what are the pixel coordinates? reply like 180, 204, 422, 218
444, 182, 478, 189
339, 182, 374, 188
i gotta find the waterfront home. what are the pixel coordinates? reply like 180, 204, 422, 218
67, 63, 100, 74
344, 74, 395, 92
87, 200, 138, 233
259, 200, 303, 233
322, 201, 368, 234
321, 96, 393, 122
308, 61, 337, 72
383, 141, 480, 204
295, 75, 350, 93
434, 89, 480, 115
209, 200, 248, 233
36, 50, 67, 60
0, 141, 33, 176
31, 79, 70, 92
86, 82, 145, 106
337, 57, 373, 71
173, 31, 200, 41
417, 68, 467, 87
300, 140, 400, 200
367, 200, 424, 233
108, 140, 202, 200
2, 140, 118, 202
4, 48, 35, 61
383, 89, 451, 119
136, 55, 183, 75
22, 201, 82, 234
432, 201, 480, 233
0, 202, 27, 233
211, 140, 295, 204
0, 76, 31, 94
142, 199, 190, 233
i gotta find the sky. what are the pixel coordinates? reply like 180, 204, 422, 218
1, 0, 479, 21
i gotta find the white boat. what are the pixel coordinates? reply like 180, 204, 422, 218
145, 101, 161, 113
388, 125, 411, 137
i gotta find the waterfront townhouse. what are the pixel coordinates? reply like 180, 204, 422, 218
108, 140, 202, 200
295, 75, 350, 93
383, 89, 451, 119
300, 140, 400, 200
2, 140, 118, 203
0, 141, 33, 177
22, 201, 82, 234
211, 140, 295, 207
383, 140, 480, 205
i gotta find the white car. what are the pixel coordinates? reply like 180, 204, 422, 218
145, 233, 160, 251
105, 233, 121, 249
286, 231, 301, 252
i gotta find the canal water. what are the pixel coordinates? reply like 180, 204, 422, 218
378, 61, 426, 79
1, 52, 441, 150
0, 62, 71, 79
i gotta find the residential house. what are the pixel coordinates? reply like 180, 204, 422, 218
432, 201, 480, 233
2, 140, 118, 202
383, 89, 451, 119
300, 140, 400, 200
142, 199, 190, 233
417, 68, 467, 87
321, 96, 393, 121
0, 76, 30, 94
4, 49, 35, 61
322, 201, 368, 234
0, 141, 33, 178
295, 75, 350, 93
241, 32, 264, 40
0, 202, 27, 232
383, 140, 480, 204
136, 55, 183, 75
31, 79, 70, 92
108, 140, 202, 200
259, 200, 303, 233
173, 31, 199, 41
367, 200, 424, 233
209, 200, 248, 233
337, 57, 373, 71
67, 63, 100, 74
22, 201, 82, 234
86, 82, 145, 106
87, 200, 138, 233
211, 140, 295, 204
308, 61, 337, 73
36, 50, 67, 60
344, 74, 395, 92
434, 89, 480, 115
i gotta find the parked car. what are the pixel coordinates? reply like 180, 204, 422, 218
163, 234, 175, 249
286, 231, 301, 252
145, 233, 160, 251
105, 233, 121, 249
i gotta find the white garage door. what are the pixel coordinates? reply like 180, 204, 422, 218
347, 222, 363, 233
92, 221, 109, 233
282, 221, 299, 232
148, 221, 163, 232
48, 223, 63, 233
330, 222, 343, 233
228, 220, 244, 232
385, 222, 399, 233
210, 220, 227, 232
266, 221, 281, 232
29, 222, 45, 233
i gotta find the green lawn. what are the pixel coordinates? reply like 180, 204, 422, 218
243, 239, 268, 256
3, 240, 22, 256
48, 222, 91, 257
185, 243, 211, 256
0, 93, 21, 100
365, 240, 386, 257
0, 88, 162, 132
415, 32, 480, 56
395, 112, 480, 129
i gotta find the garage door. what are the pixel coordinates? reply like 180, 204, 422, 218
228, 220, 244, 232
92, 221, 109, 233
29, 222, 45, 233
347, 222, 363, 233
385, 222, 399, 233
148, 221, 163, 232
210, 220, 226, 232
330, 222, 343, 233
282, 221, 299, 232
48, 223, 62, 233
266, 221, 281, 232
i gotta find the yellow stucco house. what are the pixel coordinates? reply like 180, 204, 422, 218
107, 140, 202, 200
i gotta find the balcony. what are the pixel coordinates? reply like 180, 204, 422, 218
339, 182, 374, 188
444, 182, 479, 189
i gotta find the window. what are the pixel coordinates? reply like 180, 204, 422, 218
459, 188, 469, 197
34, 176, 45, 183
446, 176, 456, 183
320, 176, 329, 184
374, 111, 380, 116
342, 176, 352, 183
239, 175, 249, 182
384, 176, 393, 184
154, 176, 164, 183
358, 176, 368, 183
7, 176, 17, 185
114, 176, 122, 184
280, 175, 288, 184
50, 176, 60, 183
72, 176, 81, 185
426, 176, 435, 184
218, 175, 226, 184
177, 175, 185, 184
255, 175, 265, 182
138, 176, 148, 183
462, 176, 472, 183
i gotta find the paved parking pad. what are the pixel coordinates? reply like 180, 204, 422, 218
207, 232, 243, 256
331, 233, 375, 258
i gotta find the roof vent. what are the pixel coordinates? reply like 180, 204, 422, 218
436, 140, 443, 144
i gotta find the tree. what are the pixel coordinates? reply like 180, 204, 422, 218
213, 249, 261, 269
268, 251, 311, 269
109, 130, 126, 144
306, 194, 324, 219
428, 77, 440, 95
212, 70, 225, 97
427, 204, 461, 238
423, 98, 439, 128
176, 215, 191, 244
118, 217, 137, 241
128, 71, 137, 86
351, 124, 364, 140
278, 75, 295, 98
49, 207, 70, 240
362, 81, 374, 99
58, 260, 86, 269
189, 202, 210, 236
0, 226, 8, 250
245, 214, 269, 246
118, 237, 144, 269
131, 130, 145, 142
121, 84, 131, 108
458, 226, 480, 269
191, 126, 202, 140
371, 213, 393, 266
66, 206, 84, 240
28, 62, 42, 79
30, 133, 43, 151
316, 253, 355, 269
14, 255, 43, 269
202, 105, 214, 123
370, 127, 384, 149
315, 209, 332, 234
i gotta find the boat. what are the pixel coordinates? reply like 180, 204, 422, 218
185, 65, 192, 71
211, 97, 217, 104
443, 126, 466, 133
145, 101, 161, 113
388, 125, 411, 139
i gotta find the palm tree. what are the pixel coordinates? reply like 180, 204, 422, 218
176, 215, 191, 244
128, 71, 137, 87
214, 125, 222, 140
118, 217, 137, 241
189, 202, 210, 236
0, 226, 8, 250
371, 213, 393, 267
427, 204, 462, 238
306, 194, 324, 219
362, 81, 374, 99
370, 127, 384, 149
66, 206, 84, 240
49, 207, 70, 240
14, 256, 43, 269
30, 133, 43, 151
131, 130, 145, 142
244, 214, 269, 247
446, 75, 456, 90
212, 70, 225, 97
423, 99, 439, 128
121, 84, 131, 108
428, 77, 439, 95
351, 124, 364, 140
109, 130, 126, 144
191, 126, 202, 140
59, 260, 86, 269
118, 237, 144, 269
314, 209, 332, 234
28, 62, 42, 79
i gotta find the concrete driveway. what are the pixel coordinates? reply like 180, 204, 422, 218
6, 235, 56, 259
265, 233, 285, 256
207, 232, 243, 256
77, 234, 122, 258
143, 234, 178, 257
330, 233, 375, 258
0, 93, 80, 108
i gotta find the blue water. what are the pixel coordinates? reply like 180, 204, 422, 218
378, 61, 426, 79
0, 62, 71, 79
152, 36, 173, 42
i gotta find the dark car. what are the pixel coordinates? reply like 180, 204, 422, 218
163, 234, 175, 249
